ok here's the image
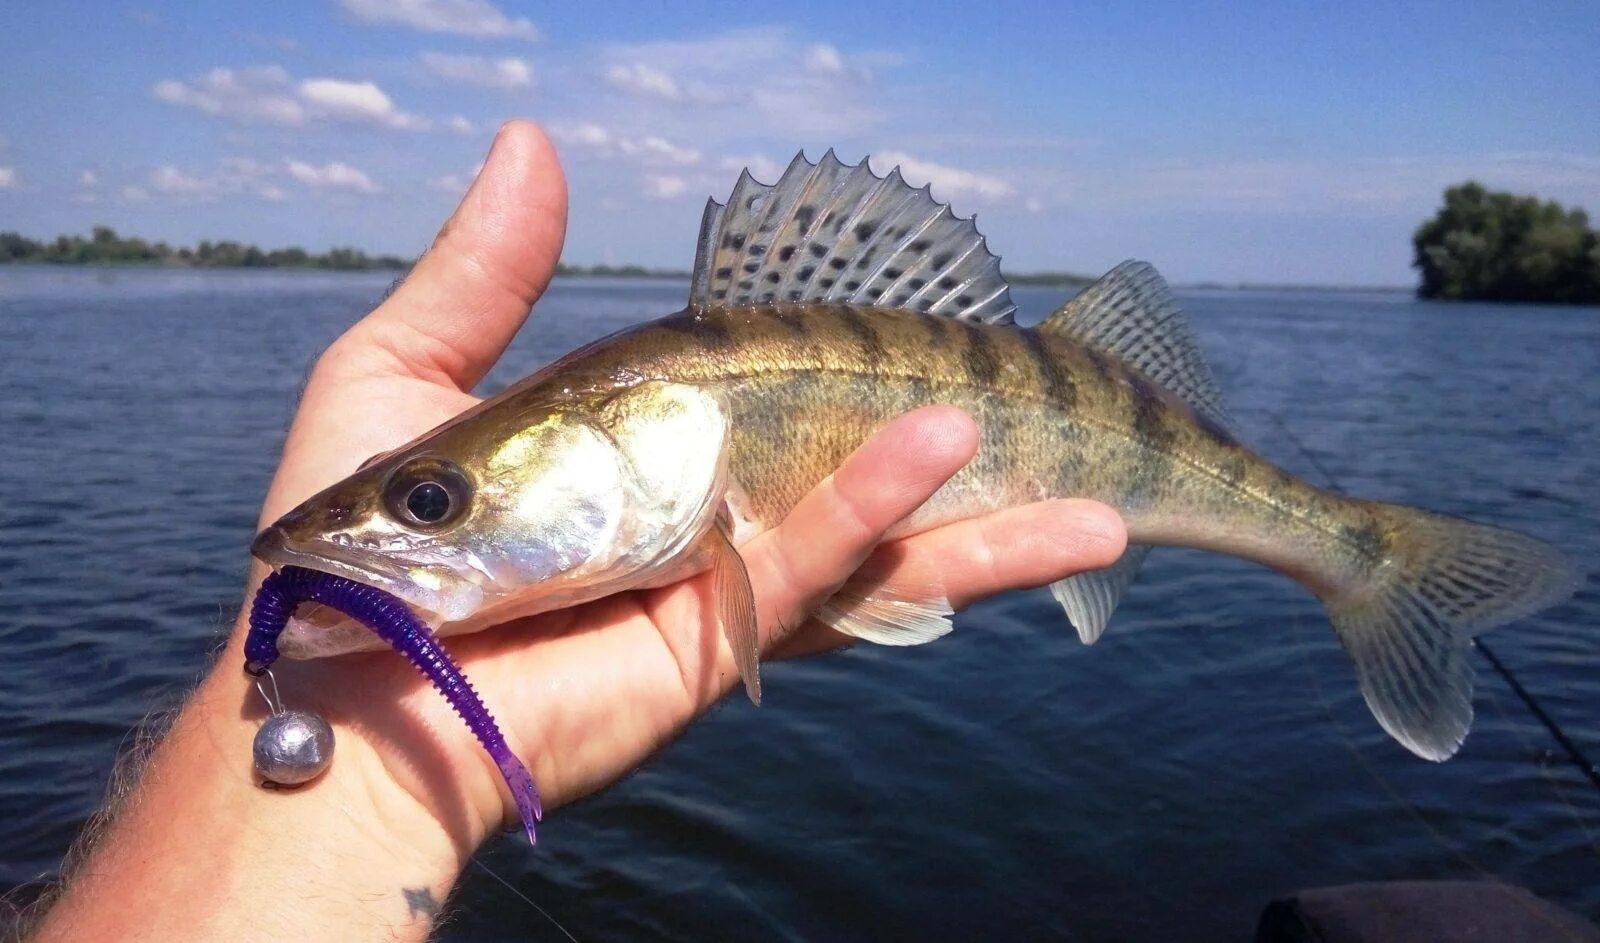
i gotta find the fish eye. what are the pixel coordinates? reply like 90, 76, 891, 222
406, 481, 452, 523
382, 458, 472, 530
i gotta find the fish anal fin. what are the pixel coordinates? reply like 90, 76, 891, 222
709, 519, 761, 704
1050, 545, 1151, 645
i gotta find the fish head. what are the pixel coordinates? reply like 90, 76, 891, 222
251, 381, 730, 656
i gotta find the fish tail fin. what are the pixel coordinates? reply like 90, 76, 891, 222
1325, 502, 1575, 760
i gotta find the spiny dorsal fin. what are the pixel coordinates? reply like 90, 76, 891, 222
1041, 261, 1229, 431
690, 150, 1016, 324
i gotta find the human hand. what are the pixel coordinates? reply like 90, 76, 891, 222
243, 121, 1128, 861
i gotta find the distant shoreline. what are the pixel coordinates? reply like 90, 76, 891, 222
0, 259, 1415, 294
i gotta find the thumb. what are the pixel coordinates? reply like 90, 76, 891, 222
348, 119, 568, 392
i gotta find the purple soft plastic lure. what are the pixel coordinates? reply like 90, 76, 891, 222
244, 565, 543, 843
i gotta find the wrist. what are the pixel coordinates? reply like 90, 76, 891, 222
32, 643, 473, 943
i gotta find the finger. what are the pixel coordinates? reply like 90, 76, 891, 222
743, 405, 979, 640
768, 499, 1126, 659
840, 498, 1126, 611
342, 120, 568, 391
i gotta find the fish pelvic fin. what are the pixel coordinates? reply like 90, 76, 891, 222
1328, 503, 1575, 761
817, 588, 954, 646
709, 518, 762, 705
1040, 260, 1230, 433
690, 150, 1016, 324
1051, 545, 1151, 645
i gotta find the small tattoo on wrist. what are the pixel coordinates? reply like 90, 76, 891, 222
403, 886, 442, 920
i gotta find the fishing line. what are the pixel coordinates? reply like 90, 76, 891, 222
468, 856, 580, 943
1266, 411, 1600, 938
1262, 412, 1600, 796
1479, 666, 1600, 857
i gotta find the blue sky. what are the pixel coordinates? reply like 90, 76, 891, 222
1, 0, 1596, 284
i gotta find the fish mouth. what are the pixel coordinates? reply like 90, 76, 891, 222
250, 526, 482, 626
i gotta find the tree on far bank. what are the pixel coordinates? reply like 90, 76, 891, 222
1413, 182, 1600, 304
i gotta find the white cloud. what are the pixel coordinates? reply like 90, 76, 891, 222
719, 154, 785, 183
1065, 152, 1600, 217
153, 66, 305, 124
339, 0, 538, 40
79, 170, 100, 188
430, 172, 471, 192
151, 165, 217, 196
554, 122, 610, 148
145, 156, 291, 201
604, 62, 681, 102
285, 159, 379, 193
555, 123, 699, 166
805, 43, 844, 74
154, 66, 428, 130
447, 115, 476, 135
598, 29, 891, 136
619, 135, 700, 166
421, 52, 533, 89
0, 166, 15, 188
298, 78, 429, 130
871, 150, 1014, 202
643, 174, 687, 199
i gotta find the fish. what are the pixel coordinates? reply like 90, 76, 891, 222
251, 150, 1576, 761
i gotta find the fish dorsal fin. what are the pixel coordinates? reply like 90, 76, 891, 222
1040, 260, 1229, 431
690, 150, 1016, 324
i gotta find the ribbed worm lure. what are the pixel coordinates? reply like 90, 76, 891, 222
243, 565, 543, 843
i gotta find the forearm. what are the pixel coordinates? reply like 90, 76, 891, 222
30, 629, 471, 943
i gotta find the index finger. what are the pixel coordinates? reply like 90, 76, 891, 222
742, 405, 980, 641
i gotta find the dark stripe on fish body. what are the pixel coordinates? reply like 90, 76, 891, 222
1085, 347, 1115, 383
837, 305, 889, 363
660, 310, 733, 348
1021, 329, 1077, 409
1126, 381, 1179, 507
1341, 519, 1387, 563
976, 390, 1015, 479
1196, 413, 1235, 447
772, 306, 811, 339
960, 321, 1002, 387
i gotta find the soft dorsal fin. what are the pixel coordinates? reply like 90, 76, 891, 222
1040, 260, 1229, 430
690, 150, 1016, 323
1041, 261, 1229, 646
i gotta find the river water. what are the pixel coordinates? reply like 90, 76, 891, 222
1, 267, 1595, 940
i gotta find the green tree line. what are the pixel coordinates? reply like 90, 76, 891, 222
1414, 182, 1600, 304
0, 226, 700, 278
0, 226, 409, 270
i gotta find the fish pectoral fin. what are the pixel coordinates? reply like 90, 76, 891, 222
817, 588, 954, 646
709, 520, 762, 705
1050, 545, 1151, 645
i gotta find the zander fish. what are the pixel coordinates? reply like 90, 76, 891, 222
253, 151, 1574, 761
